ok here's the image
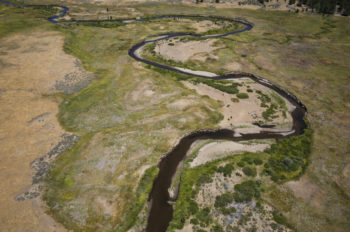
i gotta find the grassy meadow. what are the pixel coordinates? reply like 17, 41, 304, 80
0, 1, 349, 231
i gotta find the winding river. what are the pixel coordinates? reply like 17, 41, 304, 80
0, 1, 308, 232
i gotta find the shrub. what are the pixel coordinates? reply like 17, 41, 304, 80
196, 207, 212, 227
188, 200, 199, 215
254, 158, 263, 165
231, 98, 239, 102
197, 173, 212, 186
262, 103, 278, 120
272, 211, 290, 228
211, 224, 224, 232
237, 161, 245, 167
263, 124, 313, 182
190, 218, 199, 225
236, 92, 249, 99
217, 164, 235, 177
169, 162, 217, 230
256, 180, 263, 186
220, 206, 236, 215
256, 90, 271, 103
233, 180, 261, 203
215, 192, 233, 208
242, 166, 257, 177
242, 157, 254, 165
191, 78, 239, 94
270, 223, 278, 230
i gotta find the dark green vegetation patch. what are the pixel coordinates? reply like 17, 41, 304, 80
233, 180, 262, 203
263, 123, 312, 182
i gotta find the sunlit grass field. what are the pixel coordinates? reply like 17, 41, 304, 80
0, 1, 349, 231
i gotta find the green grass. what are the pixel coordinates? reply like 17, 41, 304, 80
236, 92, 249, 99
0, 3, 55, 38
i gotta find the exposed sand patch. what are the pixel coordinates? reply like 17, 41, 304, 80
190, 140, 270, 167
175, 67, 217, 77
175, 223, 193, 232
155, 39, 222, 63
0, 30, 90, 231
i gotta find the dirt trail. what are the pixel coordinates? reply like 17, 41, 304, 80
0, 30, 89, 231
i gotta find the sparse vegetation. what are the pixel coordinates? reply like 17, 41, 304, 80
262, 103, 278, 121
256, 90, 271, 108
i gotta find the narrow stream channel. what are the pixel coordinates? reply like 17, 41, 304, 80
0, 2, 308, 231
128, 18, 307, 232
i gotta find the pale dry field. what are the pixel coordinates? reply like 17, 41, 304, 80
0, 30, 90, 231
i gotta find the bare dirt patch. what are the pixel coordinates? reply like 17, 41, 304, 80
0, 30, 90, 231
155, 39, 222, 63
